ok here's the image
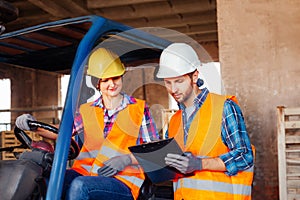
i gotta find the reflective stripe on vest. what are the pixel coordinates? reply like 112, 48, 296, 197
174, 166, 254, 195
168, 93, 254, 200
177, 179, 251, 196
117, 175, 144, 189
90, 145, 127, 174
71, 99, 146, 200
81, 164, 92, 173
76, 150, 98, 160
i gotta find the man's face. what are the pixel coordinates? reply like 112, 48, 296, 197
164, 74, 193, 104
99, 76, 123, 97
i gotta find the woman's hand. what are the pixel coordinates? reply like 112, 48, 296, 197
98, 154, 132, 177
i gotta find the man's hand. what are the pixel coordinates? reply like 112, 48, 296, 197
97, 154, 132, 177
15, 114, 36, 131
165, 152, 202, 174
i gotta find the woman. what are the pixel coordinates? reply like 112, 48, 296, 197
16, 48, 159, 200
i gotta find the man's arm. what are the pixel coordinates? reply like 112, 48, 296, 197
165, 99, 253, 175
219, 99, 254, 175
202, 157, 226, 171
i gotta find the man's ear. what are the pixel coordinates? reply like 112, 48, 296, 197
192, 70, 199, 84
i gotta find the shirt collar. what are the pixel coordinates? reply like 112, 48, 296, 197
91, 92, 136, 109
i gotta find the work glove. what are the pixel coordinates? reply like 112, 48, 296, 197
97, 154, 132, 177
165, 151, 202, 174
15, 114, 36, 131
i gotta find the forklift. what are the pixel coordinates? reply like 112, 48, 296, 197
0, 15, 187, 199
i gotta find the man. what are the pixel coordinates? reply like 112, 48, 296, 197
16, 48, 159, 200
156, 43, 254, 199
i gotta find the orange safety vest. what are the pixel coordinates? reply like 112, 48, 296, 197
72, 99, 146, 200
168, 93, 254, 200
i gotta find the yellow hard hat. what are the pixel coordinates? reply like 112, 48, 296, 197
87, 48, 125, 79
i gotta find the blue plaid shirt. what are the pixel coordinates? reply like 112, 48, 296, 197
166, 88, 253, 175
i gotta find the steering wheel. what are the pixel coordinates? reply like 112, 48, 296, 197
14, 121, 80, 160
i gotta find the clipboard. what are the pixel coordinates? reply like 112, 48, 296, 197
128, 138, 185, 183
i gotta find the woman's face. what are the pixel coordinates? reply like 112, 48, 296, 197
99, 76, 123, 97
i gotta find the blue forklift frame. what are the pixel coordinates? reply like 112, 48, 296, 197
48, 15, 171, 200
0, 15, 171, 199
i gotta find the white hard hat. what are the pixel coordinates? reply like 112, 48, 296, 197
156, 43, 201, 78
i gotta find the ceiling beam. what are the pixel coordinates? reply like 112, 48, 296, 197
172, 23, 218, 35
87, 0, 167, 9
4, 14, 59, 32
27, 0, 75, 17
94, 0, 215, 20
118, 11, 216, 28
190, 32, 218, 42
157, 27, 217, 43
57, 0, 91, 16
139, 23, 217, 38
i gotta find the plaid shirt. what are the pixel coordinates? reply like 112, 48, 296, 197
167, 88, 253, 175
73, 92, 158, 144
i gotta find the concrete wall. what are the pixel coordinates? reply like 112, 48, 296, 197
0, 64, 61, 124
217, 1, 300, 199
123, 67, 169, 137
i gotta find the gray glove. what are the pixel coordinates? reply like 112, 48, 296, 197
165, 151, 202, 174
15, 114, 36, 131
97, 154, 132, 177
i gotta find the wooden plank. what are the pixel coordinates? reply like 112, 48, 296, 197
87, 0, 167, 8
0, 44, 26, 55
286, 135, 300, 144
288, 194, 300, 200
95, 1, 216, 21
287, 179, 300, 188
285, 121, 300, 129
4, 37, 49, 51
287, 166, 300, 174
118, 11, 216, 29
28, 0, 74, 18
277, 106, 288, 200
1, 131, 43, 160
0, 106, 63, 113
287, 173, 300, 177
285, 108, 300, 116
286, 149, 300, 153
277, 107, 300, 200
57, 0, 90, 16
3, 14, 59, 32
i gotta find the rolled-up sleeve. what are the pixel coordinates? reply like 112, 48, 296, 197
138, 103, 159, 144
219, 99, 254, 175
72, 111, 84, 136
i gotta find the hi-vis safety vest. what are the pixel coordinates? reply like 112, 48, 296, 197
72, 99, 146, 200
168, 93, 254, 200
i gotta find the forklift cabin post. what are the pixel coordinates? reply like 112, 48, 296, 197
47, 16, 171, 200
0, 15, 171, 200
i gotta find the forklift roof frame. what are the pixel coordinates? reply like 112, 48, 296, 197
0, 15, 172, 199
